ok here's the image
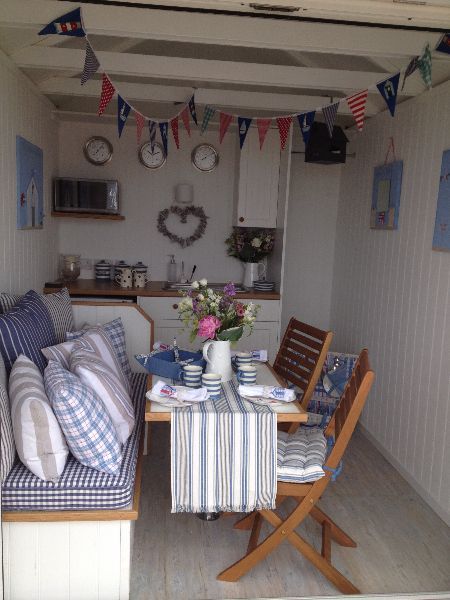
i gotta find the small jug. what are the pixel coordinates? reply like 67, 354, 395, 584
242, 262, 266, 289
133, 272, 149, 288
115, 268, 133, 288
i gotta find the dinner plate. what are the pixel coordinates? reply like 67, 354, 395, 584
146, 390, 194, 408
239, 393, 284, 406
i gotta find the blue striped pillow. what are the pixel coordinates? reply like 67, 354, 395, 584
0, 290, 56, 374
44, 360, 122, 475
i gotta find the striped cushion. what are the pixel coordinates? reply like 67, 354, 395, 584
42, 340, 76, 370
0, 293, 21, 315
2, 373, 146, 511
0, 290, 56, 375
9, 355, 68, 481
67, 318, 132, 382
44, 361, 122, 475
277, 427, 327, 483
0, 353, 15, 483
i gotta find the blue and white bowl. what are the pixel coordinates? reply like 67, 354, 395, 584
202, 373, 222, 399
237, 365, 257, 385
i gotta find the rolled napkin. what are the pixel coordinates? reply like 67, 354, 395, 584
151, 380, 209, 402
238, 384, 296, 402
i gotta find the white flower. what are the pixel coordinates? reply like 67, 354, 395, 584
191, 280, 199, 289
199, 278, 208, 287
179, 297, 192, 309
197, 293, 204, 301
251, 237, 262, 248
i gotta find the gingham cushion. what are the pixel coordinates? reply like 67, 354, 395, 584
44, 361, 122, 475
277, 427, 327, 483
0, 353, 15, 483
0, 290, 56, 375
2, 373, 146, 511
67, 318, 132, 383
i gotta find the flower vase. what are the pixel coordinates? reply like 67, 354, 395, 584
242, 262, 266, 289
202, 340, 233, 382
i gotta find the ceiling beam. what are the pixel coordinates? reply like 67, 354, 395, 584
39, 76, 380, 115
12, 47, 423, 96
0, 0, 443, 59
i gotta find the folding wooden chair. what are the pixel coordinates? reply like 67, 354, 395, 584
218, 349, 374, 595
273, 318, 333, 431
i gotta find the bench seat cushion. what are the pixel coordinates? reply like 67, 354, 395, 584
1, 373, 147, 511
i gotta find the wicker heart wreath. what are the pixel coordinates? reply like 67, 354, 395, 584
157, 205, 208, 248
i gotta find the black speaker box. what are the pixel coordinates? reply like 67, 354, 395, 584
305, 122, 349, 164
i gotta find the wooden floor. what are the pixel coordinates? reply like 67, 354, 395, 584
131, 424, 450, 600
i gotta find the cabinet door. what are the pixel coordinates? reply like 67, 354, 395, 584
234, 322, 279, 362
237, 127, 280, 228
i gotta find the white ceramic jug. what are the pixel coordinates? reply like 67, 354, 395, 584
242, 262, 266, 289
203, 340, 233, 382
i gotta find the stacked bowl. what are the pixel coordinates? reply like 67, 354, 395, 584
253, 280, 275, 292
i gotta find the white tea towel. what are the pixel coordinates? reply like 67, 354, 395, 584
238, 384, 296, 402
151, 380, 209, 402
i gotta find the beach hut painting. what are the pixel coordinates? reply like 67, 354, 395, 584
16, 136, 44, 230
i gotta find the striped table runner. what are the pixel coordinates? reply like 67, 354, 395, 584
171, 380, 277, 514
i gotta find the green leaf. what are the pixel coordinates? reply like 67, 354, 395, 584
216, 326, 243, 342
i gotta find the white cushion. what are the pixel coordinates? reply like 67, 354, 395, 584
277, 427, 327, 483
42, 339, 76, 370
9, 355, 68, 481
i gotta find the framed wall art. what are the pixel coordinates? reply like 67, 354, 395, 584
16, 135, 44, 230
370, 160, 403, 230
432, 149, 450, 252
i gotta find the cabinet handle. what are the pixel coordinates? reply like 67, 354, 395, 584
172, 303, 178, 309
239, 217, 245, 223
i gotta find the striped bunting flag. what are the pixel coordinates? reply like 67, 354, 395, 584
180, 106, 191, 136
238, 117, 252, 149
81, 40, 99, 85
256, 118, 271, 150
148, 121, 157, 152
276, 116, 292, 150
219, 112, 233, 143
418, 43, 432, 89
171, 116, 180, 149
401, 56, 419, 90
322, 101, 340, 138
39, 8, 84, 37
98, 74, 115, 116
346, 90, 368, 131
376, 73, 400, 117
117, 96, 131, 138
200, 105, 216, 135
159, 122, 169, 156
188, 95, 198, 125
135, 111, 145, 144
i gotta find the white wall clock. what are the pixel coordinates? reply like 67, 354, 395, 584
83, 136, 113, 165
191, 144, 219, 172
139, 142, 166, 169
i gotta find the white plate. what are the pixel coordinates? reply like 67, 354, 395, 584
239, 393, 284, 406
146, 390, 194, 408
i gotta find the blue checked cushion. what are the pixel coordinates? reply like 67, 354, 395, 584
2, 373, 146, 511
67, 318, 132, 383
0, 290, 56, 375
277, 427, 327, 483
44, 360, 122, 475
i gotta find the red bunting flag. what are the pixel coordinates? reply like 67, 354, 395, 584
180, 106, 191, 136
219, 113, 233, 143
171, 116, 180, 149
346, 90, 368, 131
135, 111, 145, 144
276, 116, 292, 150
98, 74, 115, 116
256, 119, 271, 150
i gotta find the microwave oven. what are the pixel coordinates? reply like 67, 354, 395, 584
53, 178, 120, 215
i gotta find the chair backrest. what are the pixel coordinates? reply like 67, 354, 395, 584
324, 349, 374, 470
273, 317, 333, 410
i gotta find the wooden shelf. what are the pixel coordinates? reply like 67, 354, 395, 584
51, 212, 125, 221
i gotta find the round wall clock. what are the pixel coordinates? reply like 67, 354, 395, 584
83, 136, 113, 165
191, 144, 219, 172
139, 142, 166, 169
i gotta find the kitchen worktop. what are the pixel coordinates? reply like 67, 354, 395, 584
44, 279, 281, 300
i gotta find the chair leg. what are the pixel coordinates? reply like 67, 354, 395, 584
322, 521, 331, 562
234, 512, 256, 530
247, 513, 263, 553
310, 506, 357, 547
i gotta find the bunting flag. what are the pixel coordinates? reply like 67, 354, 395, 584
346, 90, 368, 131
135, 111, 145, 145
98, 74, 115, 116
171, 116, 180, 149
181, 106, 191, 136
39, 8, 84, 37
149, 121, 157, 152
238, 117, 252, 149
418, 43, 432, 89
401, 56, 419, 90
81, 39, 100, 85
297, 111, 315, 146
376, 72, 400, 117
200, 105, 216, 135
117, 95, 131, 138
219, 113, 233, 143
322, 101, 340, 137
436, 32, 450, 55
256, 119, 271, 150
159, 122, 169, 156
188, 96, 198, 126
276, 117, 292, 150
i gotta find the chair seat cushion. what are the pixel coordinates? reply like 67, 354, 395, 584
1, 373, 146, 511
277, 427, 327, 483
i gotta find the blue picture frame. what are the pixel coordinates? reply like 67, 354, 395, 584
370, 160, 403, 230
432, 149, 450, 252
16, 136, 44, 230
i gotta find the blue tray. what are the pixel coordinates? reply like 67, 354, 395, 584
134, 349, 205, 381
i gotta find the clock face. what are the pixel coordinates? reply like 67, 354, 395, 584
139, 142, 166, 169
192, 144, 219, 172
84, 137, 113, 165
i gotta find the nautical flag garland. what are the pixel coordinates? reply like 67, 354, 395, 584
148, 121, 157, 152
276, 117, 292, 150
159, 122, 169, 156
322, 101, 340, 137
401, 56, 419, 91
98, 74, 115, 116
135, 111, 145, 144
181, 106, 191, 136
436, 32, 450, 55
189, 96, 198, 125
297, 111, 315, 146
376, 73, 400, 117
256, 119, 271, 150
200, 105, 216, 135
81, 40, 100, 85
117, 95, 131, 137
39, 8, 84, 37
238, 117, 252, 149
219, 113, 233, 143
418, 43, 432, 89
346, 90, 368, 131
171, 116, 180, 149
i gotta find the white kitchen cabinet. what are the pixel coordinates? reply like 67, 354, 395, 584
236, 127, 281, 228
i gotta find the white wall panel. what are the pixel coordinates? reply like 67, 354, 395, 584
0, 50, 58, 293
330, 81, 450, 525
